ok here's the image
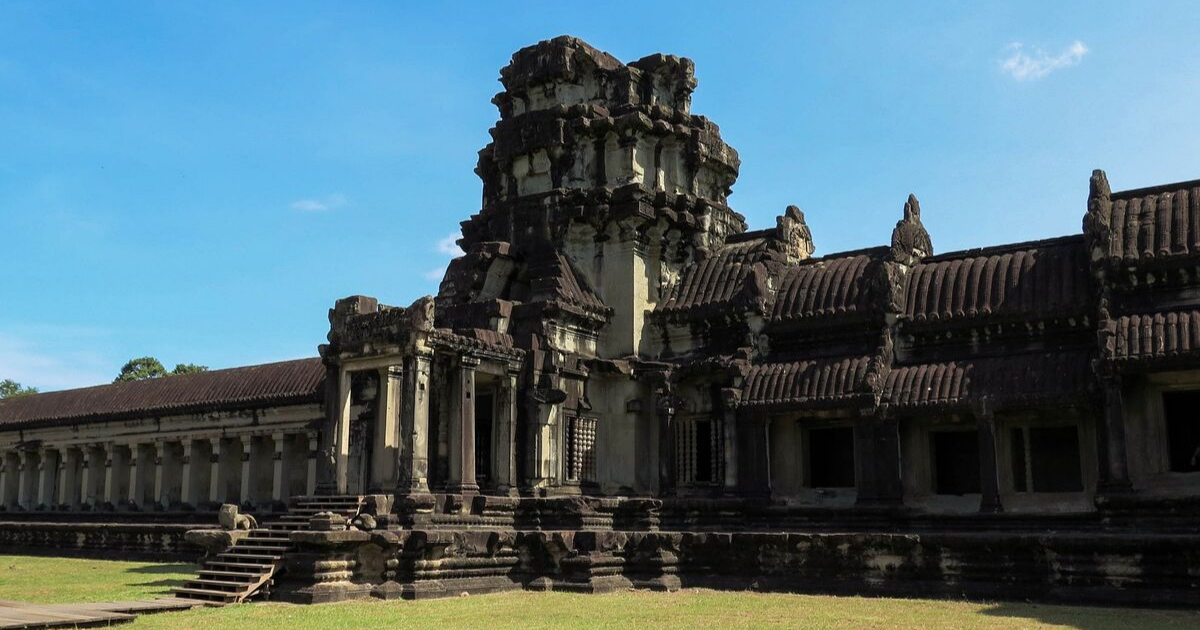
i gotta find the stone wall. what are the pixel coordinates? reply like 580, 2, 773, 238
274, 526, 1200, 607
0, 520, 208, 560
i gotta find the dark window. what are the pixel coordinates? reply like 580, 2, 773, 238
932, 431, 980, 495
808, 427, 855, 488
1010, 425, 1083, 492
474, 392, 494, 486
1011, 428, 1028, 492
694, 420, 713, 483
1164, 391, 1200, 473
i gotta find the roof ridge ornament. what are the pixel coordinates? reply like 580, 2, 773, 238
889, 193, 933, 266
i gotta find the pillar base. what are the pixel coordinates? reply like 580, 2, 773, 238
446, 482, 480, 495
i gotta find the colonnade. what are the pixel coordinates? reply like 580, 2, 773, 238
0, 431, 318, 511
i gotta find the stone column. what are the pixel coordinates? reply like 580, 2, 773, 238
1098, 376, 1133, 493
334, 368, 353, 494
272, 432, 286, 502
0, 452, 15, 509
721, 407, 739, 493
493, 369, 519, 493
209, 439, 223, 504
179, 439, 194, 506
240, 437, 253, 505
58, 449, 77, 509
16, 451, 32, 509
153, 442, 166, 509
398, 353, 432, 494
656, 397, 676, 495
37, 448, 58, 509
80, 447, 98, 507
103, 443, 118, 506
129, 443, 149, 508
371, 365, 402, 492
306, 432, 319, 496
975, 403, 1003, 513
447, 356, 480, 494
314, 363, 340, 495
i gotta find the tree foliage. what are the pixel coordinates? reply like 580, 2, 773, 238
114, 357, 209, 382
0, 379, 38, 399
172, 363, 209, 376
115, 357, 168, 382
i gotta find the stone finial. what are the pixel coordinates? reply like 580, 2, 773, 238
1083, 169, 1114, 262
890, 194, 933, 265
776, 205, 815, 263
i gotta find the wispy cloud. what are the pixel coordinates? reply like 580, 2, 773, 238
0, 330, 114, 392
1000, 40, 1088, 81
290, 193, 348, 212
424, 267, 446, 282
436, 233, 462, 256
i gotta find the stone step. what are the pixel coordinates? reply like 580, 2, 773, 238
198, 570, 262, 580
231, 545, 287, 554
186, 579, 253, 591
205, 560, 275, 571
171, 587, 239, 603
215, 552, 280, 563
241, 538, 291, 547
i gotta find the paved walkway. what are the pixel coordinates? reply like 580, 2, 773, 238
0, 598, 202, 629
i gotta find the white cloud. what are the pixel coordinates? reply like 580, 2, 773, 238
1000, 40, 1088, 81
0, 331, 113, 392
436, 233, 462, 256
424, 267, 446, 282
290, 193, 348, 212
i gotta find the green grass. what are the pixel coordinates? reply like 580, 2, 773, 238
0, 554, 196, 603
2, 555, 1197, 630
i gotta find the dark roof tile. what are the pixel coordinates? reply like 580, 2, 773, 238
0, 358, 325, 429
905, 237, 1089, 323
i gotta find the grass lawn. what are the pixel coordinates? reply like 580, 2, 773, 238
2, 555, 1198, 630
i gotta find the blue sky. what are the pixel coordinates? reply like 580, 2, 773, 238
2, 2, 1199, 391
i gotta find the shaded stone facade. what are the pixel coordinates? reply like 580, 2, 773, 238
1, 37, 1198, 604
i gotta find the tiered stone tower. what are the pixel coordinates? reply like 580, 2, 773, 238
440, 36, 745, 358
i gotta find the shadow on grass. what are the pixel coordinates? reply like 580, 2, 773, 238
125, 563, 197, 593
981, 602, 1200, 630
124, 563, 197, 575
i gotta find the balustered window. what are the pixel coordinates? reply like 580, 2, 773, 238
675, 416, 723, 485
566, 416, 597, 483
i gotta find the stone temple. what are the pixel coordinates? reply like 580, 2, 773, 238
1, 37, 1198, 605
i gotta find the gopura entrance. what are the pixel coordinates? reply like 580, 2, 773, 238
316, 296, 522, 497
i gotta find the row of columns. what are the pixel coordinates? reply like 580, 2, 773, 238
0, 431, 318, 511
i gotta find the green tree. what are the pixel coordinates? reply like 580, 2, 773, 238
114, 357, 168, 382
172, 363, 209, 376
0, 379, 38, 399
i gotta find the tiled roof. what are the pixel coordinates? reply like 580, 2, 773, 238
1109, 309, 1200, 363
1105, 180, 1200, 263
905, 237, 1090, 323
741, 355, 875, 408
883, 350, 1094, 409
770, 249, 884, 323
0, 358, 325, 429
529, 252, 609, 318
654, 236, 779, 318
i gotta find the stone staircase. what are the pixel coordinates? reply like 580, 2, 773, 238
172, 496, 365, 605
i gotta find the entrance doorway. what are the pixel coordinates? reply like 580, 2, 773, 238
346, 372, 378, 495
